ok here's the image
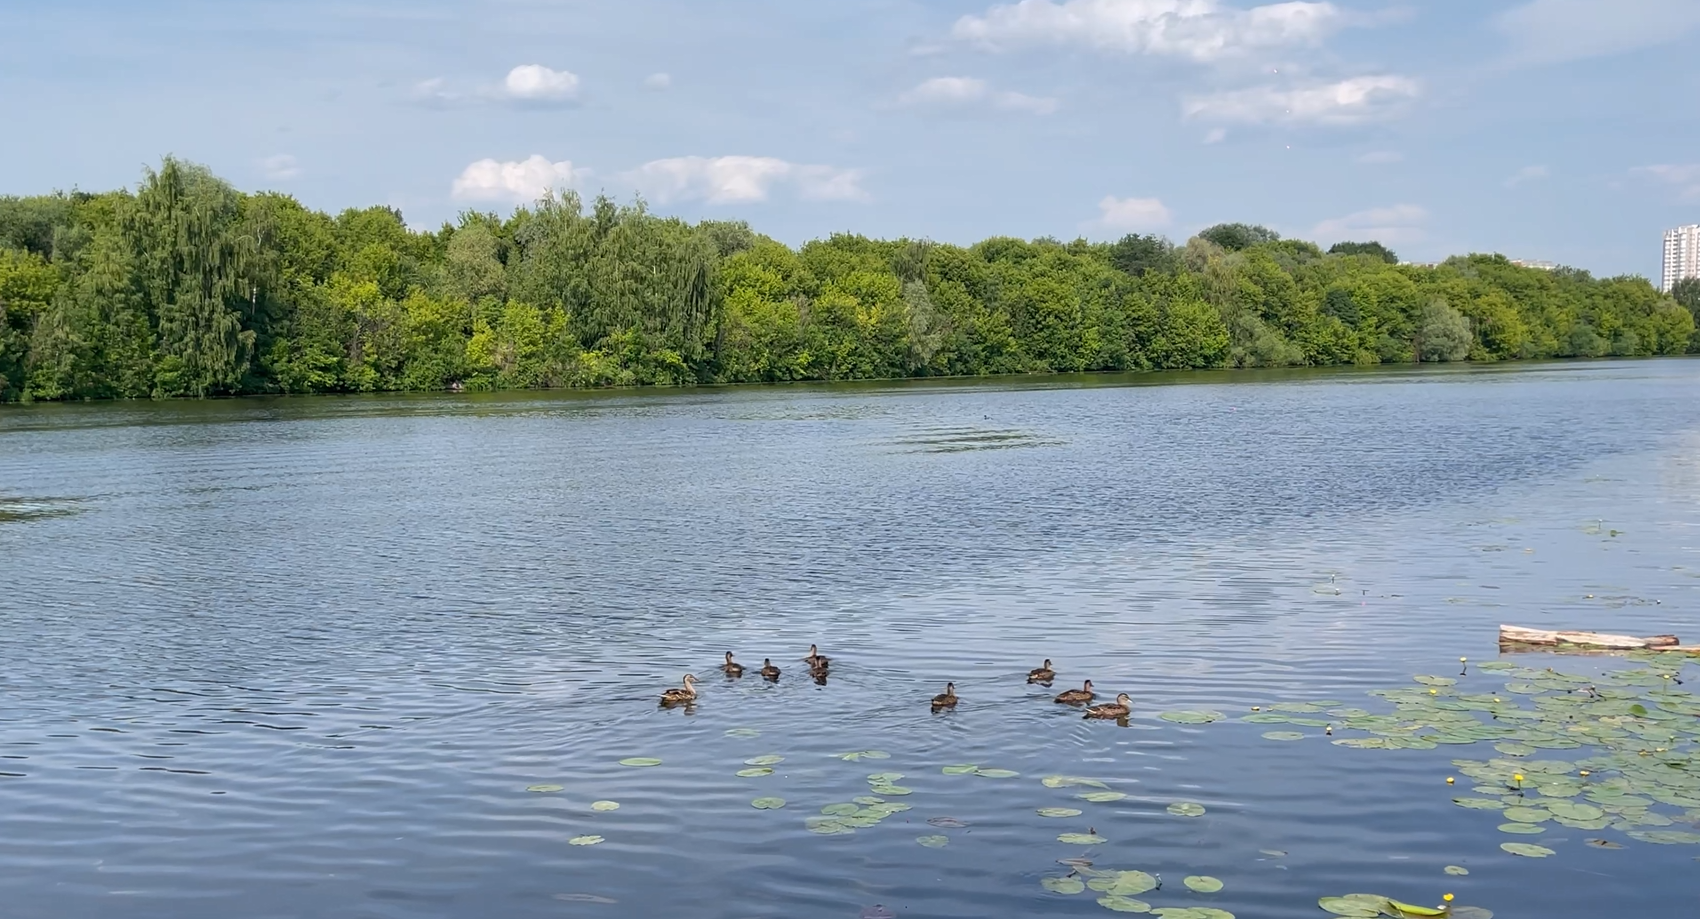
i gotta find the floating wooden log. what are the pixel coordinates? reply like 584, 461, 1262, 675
1499, 624, 1700, 653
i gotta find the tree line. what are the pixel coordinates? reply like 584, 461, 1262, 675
1, 158, 1695, 402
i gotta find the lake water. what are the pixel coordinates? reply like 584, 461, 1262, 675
2, 361, 1699, 919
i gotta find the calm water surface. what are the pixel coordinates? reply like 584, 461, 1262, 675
3, 361, 1699, 918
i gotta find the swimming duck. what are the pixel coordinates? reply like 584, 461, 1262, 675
760, 658, 781, 681
804, 644, 830, 669
1084, 693, 1132, 719
931, 682, 959, 711
722, 652, 744, 677
1055, 680, 1095, 705
660, 674, 698, 706
1027, 659, 1056, 683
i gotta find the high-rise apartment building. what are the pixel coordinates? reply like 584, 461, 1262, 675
1664, 225, 1700, 292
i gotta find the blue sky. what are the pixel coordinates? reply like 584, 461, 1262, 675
3, 0, 1698, 277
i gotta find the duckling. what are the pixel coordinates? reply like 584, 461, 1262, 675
1054, 679, 1095, 705
1027, 659, 1056, 683
1084, 693, 1132, 719
760, 658, 781, 681
660, 674, 698, 706
804, 644, 831, 669
722, 652, 744, 677
931, 682, 959, 711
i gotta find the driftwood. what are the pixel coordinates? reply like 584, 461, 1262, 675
1499, 624, 1700, 653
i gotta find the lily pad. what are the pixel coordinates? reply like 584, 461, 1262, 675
927, 816, 968, 828
1184, 876, 1224, 893
1160, 710, 1226, 724
821, 803, 861, 816
526, 784, 565, 793
1627, 830, 1700, 844
568, 835, 604, 846
975, 767, 1020, 778
1444, 865, 1469, 876
1091, 871, 1157, 895
869, 784, 913, 796
1039, 807, 1085, 818
866, 772, 905, 784
1502, 806, 1550, 823
1059, 832, 1108, 844
1262, 731, 1306, 741
745, 755, 784, 766
1497, 823, 1546, 834
1098, 895, 1153, 913
941, 764, 979, 775
1077, 791, 1129, 803
1044, 775, 1110, 789
853, 795, 885, 806
750, 797, 786, 810
1318, 895, 1388, 917
1585, 838, 1624, 849
1043, 876, 1087, 894
618, 757, 661, 767
736, 767, 774, 777
916, 834, 949, 848
837, 751, 890, 761
590, 800, 619, 811
1500, 842, 1555, 857
1168, 801, 1207, 817
1452, 798, 1507, 810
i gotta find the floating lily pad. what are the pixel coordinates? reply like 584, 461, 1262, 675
591, 800, 619, 811
1044, 876, 1088, 894
1498, 823, 1546, 835
942, 764, 979, 775
975, 767, 1020, 778
1502, 806, 1550, 823
618, 758, 661, 767
869, 784, 913, 796
1262, 731, 1305, 741
745, 755, 784, 766
1090, 870, 1157, 895
1415, 676, 1457, 686
866, 772, 905, 784
1585, 838, 1624, 849
1500, 842, 1555, 857
853, 795, 885, 806
750, 797, 786, 810
739, 765, 777, 778
807, 820, 854, 835
1039, 807, 1085, 818
1077, 791, 1129, 803
837, 751, 890, 761
821, 803, 861, 816
1444, 865, 1469, 876
1168, 802, 1207, 817
568, 835, 604, 846
1452, 798, 1506, 811
1097, 895, 1153, 913
1386, 899, 1447, 917
1059, 832, 1108, 844
527, 784, 565, 793
724, 728, 760, 738
1318, 895, 1388, 917
1044, 775, 1110, 789
927, 816, 968, 828
1493, 742, 1535, 757
1449, 908, 1494, 919
1627, 830, 1700, 844
1160, 711, 1226, 724
916, 835, 949, 848
1183, 876, 1224, 893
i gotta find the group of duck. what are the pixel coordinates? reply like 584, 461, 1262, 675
659, 650, 1134, 721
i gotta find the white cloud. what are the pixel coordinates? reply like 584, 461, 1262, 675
952, 0, 1344, 61
1499, 0, 1700, 65
451, 155, 582, 203
412, 77, 460, 107
503, 64, 580, 102
1357, 150, 1403, 164
897, 76, 1058, 114
1505, 165, 1550, 188
259, 154, 300, 181
1634, 164, 1700, 201
644, 72, 672, 90
624, 156, 868, 205
1203, 127, 1228, 144
1183, 75, 1419, 124
1094, 196, 1173, 231
1312, 204, 1427, 244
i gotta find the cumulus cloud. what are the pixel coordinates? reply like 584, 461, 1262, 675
624, 156, 867, 205
1634, 164, 1700, 201
1505, 165, 1550, 188
644, 72, 672, 91
503, 64, 580, 102
1312, 204, 1427, 245
1095, 196, 1173, 231
452, 155, 582, 203
259, 154, 300, 181
952, 0, 1344, 61
1499, 0, 1700, 65
897, 76, 1058, 114
1183, 75, 1419, 124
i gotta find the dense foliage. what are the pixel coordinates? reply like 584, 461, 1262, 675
1, 159, 1692, 401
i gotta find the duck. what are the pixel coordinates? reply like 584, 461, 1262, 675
1027, 659, 1056, 683
1084, 693, 1132, 719
760, 658, 781, 681
803, 644, 830, 669
1055, 679, 1095, 705
931, 682, 959, 711
660, 674, 698, 706
722, 652, 744, 677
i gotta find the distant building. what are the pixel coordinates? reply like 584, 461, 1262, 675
1664, 225, 1700, 292
1510, 259, 1558, 271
